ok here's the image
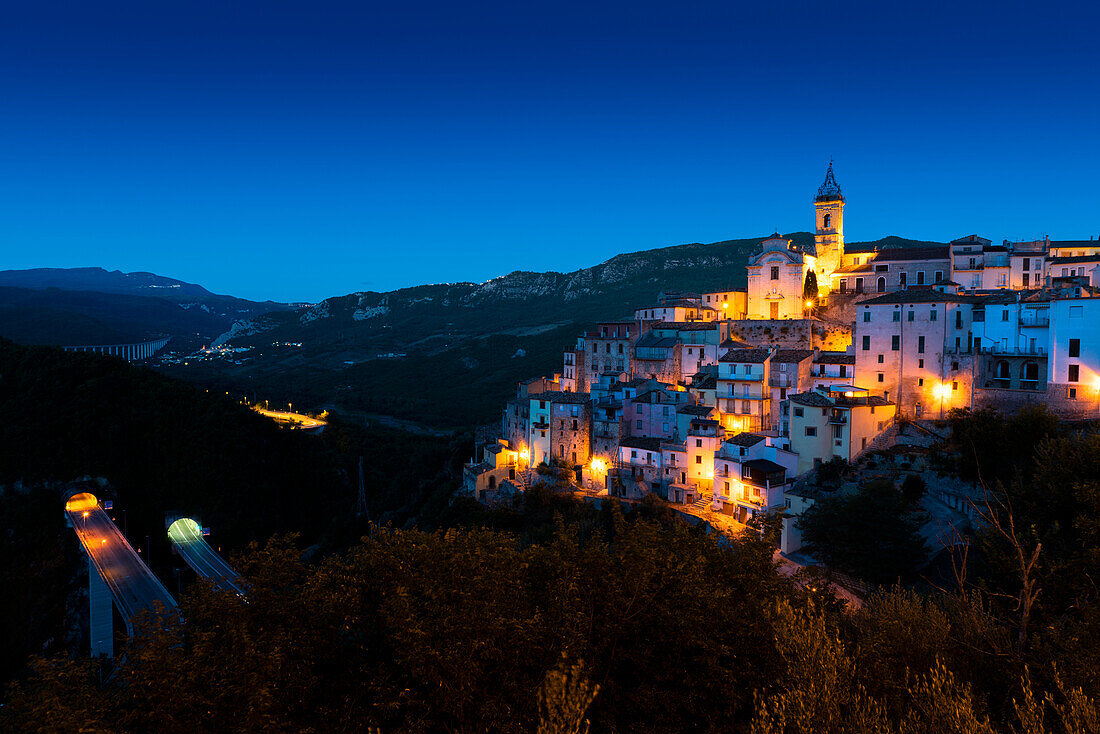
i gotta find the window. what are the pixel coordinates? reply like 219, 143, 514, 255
1070, 338, 1081, 358
840, 365, 847, 377
1023, 273, 1030, 287
592, 343, 598, 353
935, 270, 944, 282
863, 311, 871, 322
729, 363, 736, 374
877, 373, 884, 382
952, 361, 959, 371
618, 344, 624, 354
875, 264, 889, 272
770, 266, 780, 280
1069, 387, 1078, 399
1022, 258, 1030, 271
918, 378, 924, 386
862, 335, 871, 351
804, 427, 817, 437
631, 450, 637, 458
833, 424, 843, 439
878, 354, 884, 363
1069, 365, 1080, 383
1002, 309, 1009, 321
918, 358, 924, 368
794, 407, 804, 417
636, 420, 642, 429
952, 381, 958, 391
742, 400, 751, 413
907, 310, 915, 322
695, 455, 702, 464
893, 311, 901, 322
636, 404, 642, 414
930, 310, 937, 321
891, 335, 900, 351
917, 271, 925, 285
877, 277, 886, 293
823, 213, 831, 228
695, 439, 702, 447
900, 272, 908, 287
918, 336, 925, 353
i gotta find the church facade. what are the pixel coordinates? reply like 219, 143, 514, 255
746, 162, 845, 319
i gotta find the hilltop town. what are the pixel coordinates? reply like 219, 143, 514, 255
465, 163, 1100, 552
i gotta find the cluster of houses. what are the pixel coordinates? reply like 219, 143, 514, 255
464, 163, 1100, 550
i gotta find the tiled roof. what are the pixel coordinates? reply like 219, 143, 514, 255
743, 458, 787, 473
872, 246, 950, 262
773, 349, 815, 363
835, 395, 892, 407
620, 436, 665, 452
790, 390, 832, 407
727, 432, 767, 447
815, 351, 855, 365
678, 405, 714, 416
1049, 255, 1100, 265
856, 289, 981, 306
719, 348, 772, 363
653, 321, 720, 330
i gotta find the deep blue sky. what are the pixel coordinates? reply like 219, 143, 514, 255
0, 1, 1097, 302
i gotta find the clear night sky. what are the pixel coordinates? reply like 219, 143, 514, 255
0, 1, 1097, 302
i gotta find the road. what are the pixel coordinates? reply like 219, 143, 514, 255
252, 406, 327, 429
167, 518, 248, 597
65, 493, 178, 629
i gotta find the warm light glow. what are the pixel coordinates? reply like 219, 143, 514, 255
519, 448, 530, 460
805, 300, 815, 308
935, 383, 952, 400
590, 458, 607, 474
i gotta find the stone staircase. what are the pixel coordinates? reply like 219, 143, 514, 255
692, 494, 714, 512
856, 423, 899, 459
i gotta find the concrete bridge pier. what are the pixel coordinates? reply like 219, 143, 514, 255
88, 558, 113, 658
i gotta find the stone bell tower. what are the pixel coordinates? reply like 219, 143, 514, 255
813, 160, 845, 290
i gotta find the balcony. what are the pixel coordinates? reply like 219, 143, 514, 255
768, 375, 796, 388
827, 413, 848, 425
979, 344, 1046, 356
1019, 315, 1050, 328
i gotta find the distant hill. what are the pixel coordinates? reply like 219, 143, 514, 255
183, 233, 941, 428
0, 268, 291, 347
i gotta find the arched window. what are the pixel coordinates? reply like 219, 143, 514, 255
823, 213, 831, 229
877, 277, 886, 293
1021, 362, 1039, 385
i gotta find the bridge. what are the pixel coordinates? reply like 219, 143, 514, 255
65, 492, 178, 658
62, 336, 171, 362
167, 518, 248, 598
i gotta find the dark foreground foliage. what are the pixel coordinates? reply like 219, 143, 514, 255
6, 492, 1100, 734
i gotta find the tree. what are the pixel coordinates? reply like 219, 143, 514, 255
797, 481, 928, 585
803, 270, 819, 303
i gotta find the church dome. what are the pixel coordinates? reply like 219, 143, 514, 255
814, 161, 844, 203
